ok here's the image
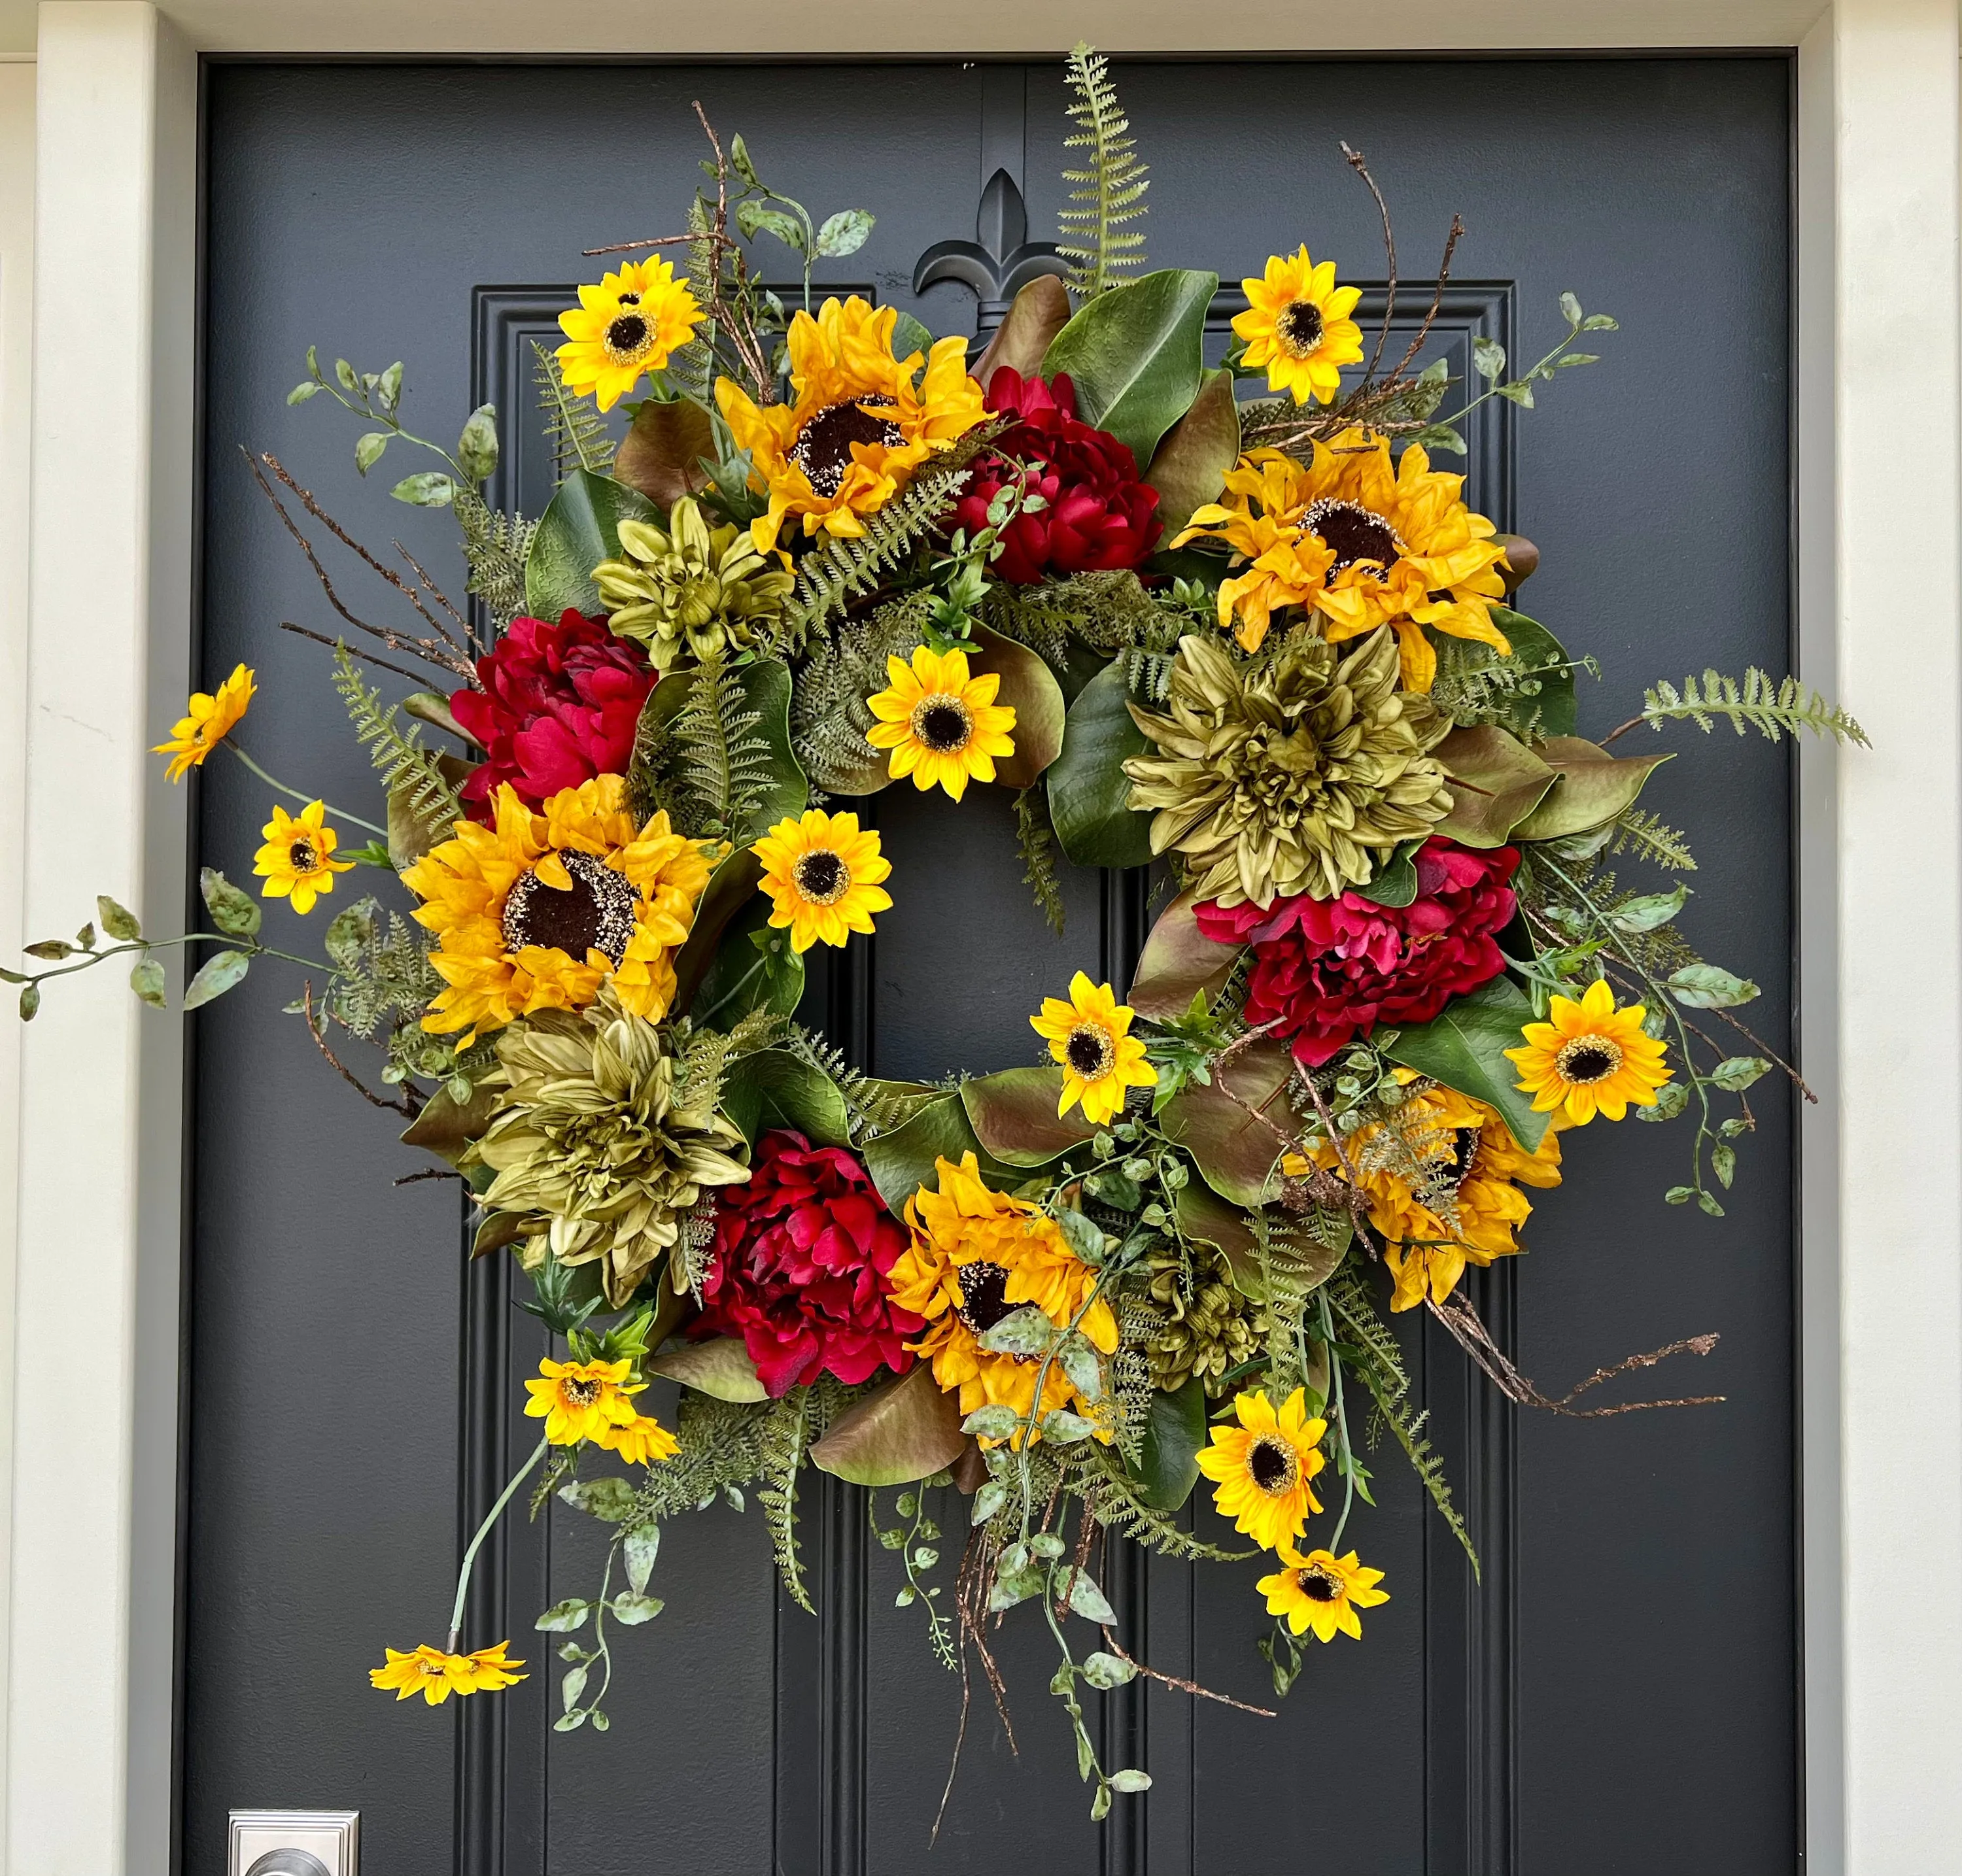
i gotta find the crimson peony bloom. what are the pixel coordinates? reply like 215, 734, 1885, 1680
948, 367, 1162, 583
1196, 840, 1519, 1067
693, 1130, 921, 1397
450, 610, 654, 821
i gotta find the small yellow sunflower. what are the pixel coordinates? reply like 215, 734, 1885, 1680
715, 296, 988, 553
402, 775, 714, 1048
1301, 1076, 1564, 1312
1029, 971, 1158, 1125
252, 799, 354, 915
1233, 247, 1366, 406
598, 1411, 681, 1466
523, 1356, 644, 1446
556, 258, 704, 411
1506, 978, 1672, 1126
886, 1152, 1117, 1447
370, 1640, 526, 1705
753, 809, 892, 952
154, 662, 255, 781
864, 645, 1017, 801
1175, 434, 1513, 685
1256, 1545, 1388, 1642
1195, 1386, 1326, 1552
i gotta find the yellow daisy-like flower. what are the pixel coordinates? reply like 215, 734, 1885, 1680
1233, 247, 1366, 407
370, 1639, 526, 1705
1029, 971, 1158, 1125
1195, 1387, 1326, 1552
401, 774, 714, 1048
864, 645, 1017, 802
715, 296, 987, 554
1175, 433, 1512, 685
523, 1355, 644, 1446
598, 1412, 681, 1467
885, 1152, 1118, 1448
1505, 977, 1672, 1125
556, 258, 704, 411
1298, 1076, 1564, 1312
753, 809, 892, 953
1256, 1545, 1388, 1642
154, 662, 255, 782
252, 798, 354, 915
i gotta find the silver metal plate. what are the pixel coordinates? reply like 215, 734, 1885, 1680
227, 1810, 359, 1876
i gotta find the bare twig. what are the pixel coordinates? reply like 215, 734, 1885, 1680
396, 1167, 465, 1187
1094, 1629, 1278, 1718
1341, 141, 1398, 384
279, 621, 433, 688
301, 981, 415, 1117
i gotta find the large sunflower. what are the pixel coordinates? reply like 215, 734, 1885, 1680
752, 808, 892, 952
556, 258, 704, 411
1256, 1545, 1388, 1642
864, 645, 1017, 801
1029, 971, 1157, 1125
1175, 434, 1513, 687
885, 1152, 1117, 1446
1506, 978, 1671, 1125
402, 774, 714, 1046
715, 296, 988, 554
1233, 247, 1365, 407
1196, 1386, 1326, 1552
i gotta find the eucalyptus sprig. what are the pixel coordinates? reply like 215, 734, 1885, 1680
289, 346, 498, 509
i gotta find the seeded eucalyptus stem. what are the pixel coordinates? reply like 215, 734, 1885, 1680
447, 1435, 551, 1652
224, 740, 389, 837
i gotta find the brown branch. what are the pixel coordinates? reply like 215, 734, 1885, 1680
279, 621, 434, 688
1341, 142, 1398, 384
394, 540, 468, 634
1598, 714, 1651, 746
1094, 1629, 1278, 1718
1386, 213, 1465, 384
301, 982, 415, 1116
1292, 1065, 1383, 1255
396, 1167, 465, 1187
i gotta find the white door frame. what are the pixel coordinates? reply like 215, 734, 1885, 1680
5, 3, 1956, 1871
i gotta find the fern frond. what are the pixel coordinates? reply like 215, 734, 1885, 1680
453, 488, 536, 636
1609, 807, 1698, 873
1058, 42, 1149, 298
980, 568, 1166, 666
782, 1025, 938, 1141
757, 1390, 814, 1612
630, 1393, 770, 1523
530, 338, 615, 481
331, 645, 460, 825
668, 194, 721, 405
1014, 787, 1067, 934
791, 594, 929, 794
1065, 1446, 1256, 1563
1638, 668, 1868, 745
668, 653, 772, 844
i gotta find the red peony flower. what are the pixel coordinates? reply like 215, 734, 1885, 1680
450, 610, 654, 821
1196, 840, 1519, 1067
692, 1129, 921, 1397
948, 367, 1162, 583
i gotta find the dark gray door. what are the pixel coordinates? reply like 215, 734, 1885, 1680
187, 57, 1796, 1876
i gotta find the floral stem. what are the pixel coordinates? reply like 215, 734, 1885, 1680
1320, 1290, 1356, 1554
447, 1436, 550, 1652
225, 740, 389, 837
697, 955, 767, 1025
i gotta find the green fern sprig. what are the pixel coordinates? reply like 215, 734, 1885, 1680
668, 653, 772, 844
331, 645, 460, 825
530, 338, 615, 481
1609, 808, 1698, 873
1014, 787, 1067, 934
453, 487, 536, 634
782, 1026, 938, 1140
1058, 42, 1149, 298
1637, 668, 1868, 745
757, 1390, 816, 1612
629, 1393, 770, 1524
980, 568, 1165, 666
1065, 1446, 1256, 1563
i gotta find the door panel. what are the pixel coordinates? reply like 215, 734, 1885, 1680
189, 56, 1794, 1876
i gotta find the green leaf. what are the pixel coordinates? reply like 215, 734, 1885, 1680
128, 958, 167, 1009
808, 1363, 966, 1486
1127, 889, 1240, 1022
354, 431, 390, 474
1509, 737, 1673, 842
1041, 268, 1220, 467
634, 655, 808, 840
1041, 1409, 1095, 1443
287, 381, 322, 405
200, 866, 262, 938
97, 895, 141, 942
525, 469, 661, 621
1697, 1191, 1725, 1218
1171, 1182, 1348, 1299
1083, 1650, 1138, 1690
181, 949, 250, 1011
1711, 1142, 1736, 1189
970, 624, 1065, 789
22, 940, 71, 961
390, 471, 455, 507
729, 133, 761, 187
1472, 335, 1506, 381
1048, 658, 1154, 868
1384, 976, 1550, 1151
814, 208, 874, 257
973, 276, 1073, 390
1108, 1769, 1152, 1794
862, 1094, 1016, 1218
534, 1599, 591, 1632
1636, 1080, 1690, 1122
16, 983, 37, 1021
1158, 1038, 1295, 1206
1666, 964, 1760, 1010
1454, 608, 1578, 740
719, 1046, 852, 1148
1559, 291, 1585, 328
323, 898, 378, 970
399, 1080, 498, 1170
961, 1404, 1020, 1442
1496, 381, 1535, 408
1609, 885, 1690, 933
1664, 1185, 1695, 1205
1059, 1338, 1103, 1403
971, 1480, 1007, 1524
1143, 367, 1241, 538
737, 200, 806, 252
455, 403, 499, 485
1710, 1055, 1771, 1092
623, 1522, 661, 1594
1059, 1567, 1116, 1626
557, 1476, 638, 1522
1351, 838, 1426, 910
608, 1592, 665, 1626
615, 396, 714, 509
645, 1337, 768, 1403
887, 311, 937, 370
1137, 1376, 1205, 1512
1054, 1208, 1109, 1265
1434, 726, 1557, 847
561, 1663, 589, 1713
961, 1066, 1099, 1167
978, 1306, 1056, 1357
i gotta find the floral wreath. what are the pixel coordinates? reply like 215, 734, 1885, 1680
23, 47, 1865, 1816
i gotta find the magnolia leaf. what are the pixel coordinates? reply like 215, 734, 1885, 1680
399, 1079, 498, 1168
973, 275, 1073, 390
646, 1337, 768, 1402
1383, 976, 1549, 1151
978, 1305, 1056, 1357
1435, 725, 1557, 847
615, 396, 715, 509
719, 1048, 853, 1148
200, 866, 262, 938
971, 624, 1065, 789
1144, 367, 1241, 538
1048, 658, 1154, 868
181, 949, 250, 1011
1136, 1375, 1205, 1511
808, 1362, 967, 1486
1496, 537, 1541, 591
385, 753, 473, 871
1128, 889, 1240, 1021
1158, 1037, 1295, 1206
863, 1094, 1016, 1218
634, 657, 807, 839
1352, 837, 1426, 910
960, 1066, 1099, 1167
670, 846, 765, 1015
1042, 269, 1220, 466
525, 469, 661, 620
1454, 607, 1575, 738
1509, 737, 1673, 842
402, 690, 471, 742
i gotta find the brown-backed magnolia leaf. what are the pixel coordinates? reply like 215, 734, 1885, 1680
1435, 725, 1557, 848
809, 1361, 967, 1486
400, 1078, 498, 1167
971, 624, 1065, 789
386, 753, 474, 870
647, 1336, 768, 1403
1129, 889, 1241, 1021
1158, 1038, 1295, 1206
403, 690, 472, 742
863, 1094, 1018, 1218
1172, 1182, 1349, 1298
972, 275, 1073, 390
961, 1066, 1099, 1167
1509, 737, 1673, 842
1144, 368, 1241, 538
670, 847, 760, 1013
1496, 534, 1540, 590
615, 396, 715, 509
472, 1210, 532, 1259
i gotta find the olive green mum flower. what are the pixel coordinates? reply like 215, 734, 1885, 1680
593, 496, 794, 672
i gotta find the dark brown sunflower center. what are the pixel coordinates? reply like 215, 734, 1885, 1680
789, 396, 903, 498
1065, 1022, 1115, 1080
911, 695, 972, 754
1296, 1563, 1342, 1602
561, 1376, 603, 1407
1277, 299, 1326, 354
1248, 1436, 1299, 1495
502, 850, 638, 966
604, 313, 652, 358
287, 837, 318, 872
1303, 497, 1402, 577
1555, 1037, 1623, 1085
792, 847, 850, 906
617, 290, 642, 307
955, 1261, 1018, 1336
